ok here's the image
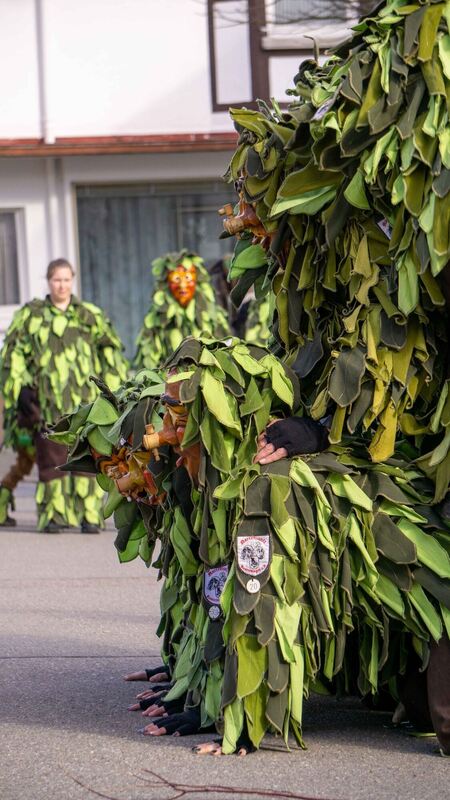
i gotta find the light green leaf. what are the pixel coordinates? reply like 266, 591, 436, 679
409, 583, 442, 641
87, 396, 119, 425
397, 519, 450, 578
237, 635, 267, 698
222, 697, 245, 755
52, 315, 68, 337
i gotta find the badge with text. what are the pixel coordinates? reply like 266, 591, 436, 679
203, 564, 229, 619
237, 535, 270, 576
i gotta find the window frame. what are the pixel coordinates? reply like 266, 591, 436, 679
0, 208, 28, 329
207, 0, 270, 112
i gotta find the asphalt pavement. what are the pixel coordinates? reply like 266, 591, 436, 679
0, 448, 447, 800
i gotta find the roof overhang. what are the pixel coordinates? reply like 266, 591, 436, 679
0, 132, 238, 157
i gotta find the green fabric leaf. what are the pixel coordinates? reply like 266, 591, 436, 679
408, 583, 442, 641
87, 426, 113, 456
344, 170, 371, 210
328, 347, 366, 407
87, 396, 119, 425
222, 696, 245, 755
201, 370, 242, 436
244, 685, 269, 749
236, 635, 267, 698
397, 519, 450, 578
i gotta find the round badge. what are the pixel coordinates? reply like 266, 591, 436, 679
208, 605, 221, 620
246, 578, 260, 594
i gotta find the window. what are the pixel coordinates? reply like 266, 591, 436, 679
269, 0, 369, 25
262, 0, 369, 84
76, 182, 236, 356
0, 212, 20, 305
273, 0, 337, 23
208, 0, 270, 110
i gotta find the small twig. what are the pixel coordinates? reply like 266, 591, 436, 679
70, 768, 340, 800
69, 774, 125, 800
140, 769, 339, 800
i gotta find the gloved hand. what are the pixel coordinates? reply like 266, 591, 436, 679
17, 387, 41, 428
254, 416, 329, 464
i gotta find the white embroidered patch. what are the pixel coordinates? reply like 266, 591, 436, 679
204, 565, 229, 605
208, 605, 221, 620
237, 535, 270, 576
246, 578, 261, 594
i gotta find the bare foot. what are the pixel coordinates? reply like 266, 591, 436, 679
142, 703, 168, 718
139, 709, 203, 737
192, 741, 223, 756
128, 690, 166, 711
124, 670, 147, 681
192, 740, 249, 756
142, 719, 168, 735
136, 689, 157, 701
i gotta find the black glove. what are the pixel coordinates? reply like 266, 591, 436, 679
265, 417, 329, 457
17, 387, 41, 427
141, 708, 215, 736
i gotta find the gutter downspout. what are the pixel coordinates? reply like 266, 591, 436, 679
35, 0, 55, 145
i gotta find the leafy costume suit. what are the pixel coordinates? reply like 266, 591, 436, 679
0, 295, 128, 530
55, 338, 450, 752
134, 251, 230, 370
244, 294, 272, 347
222, 0, 450, 751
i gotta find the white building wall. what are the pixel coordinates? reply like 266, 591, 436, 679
0, 0, 41, 137
0, 0, 233, 140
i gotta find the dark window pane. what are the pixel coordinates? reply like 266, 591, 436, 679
274, 0, 338, 22
0, 212, 19, 305
76, 182, 235, 356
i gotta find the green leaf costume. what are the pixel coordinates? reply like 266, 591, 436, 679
57, 337, 450, 751
134, 251, 231, 370
48, 0, 450, 751
244, 295, 272, 347
0, 295, 128, 529
224, 0, 450, 491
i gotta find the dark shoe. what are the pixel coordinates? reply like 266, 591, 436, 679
81, 520, 100, 534
0, 514, 16, 527
41, 521, 62, 534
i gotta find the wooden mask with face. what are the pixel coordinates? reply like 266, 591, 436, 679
167, 262, 197, 307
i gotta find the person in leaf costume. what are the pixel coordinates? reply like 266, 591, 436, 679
134, 250, 231, 370
219, 0, 450, 754
222, 0, 450, 491
56, 337, 450, 755
244, 293, 272, 347
0, 431, 35, 526
0, 258, 128, 532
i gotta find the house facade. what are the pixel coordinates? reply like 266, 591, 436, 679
0, 0, 365, 353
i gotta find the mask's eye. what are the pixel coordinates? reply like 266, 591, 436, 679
168, 404, 187, 414
161, 393, 187, 415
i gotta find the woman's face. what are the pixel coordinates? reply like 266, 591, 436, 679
48, 266, 73, 305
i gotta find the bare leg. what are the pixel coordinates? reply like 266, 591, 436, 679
428, 634, 450, 755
